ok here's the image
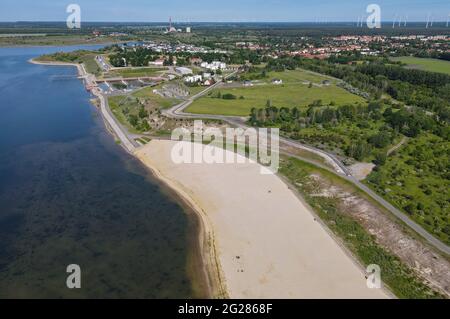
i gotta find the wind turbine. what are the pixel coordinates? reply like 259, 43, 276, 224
447, 14, 450, 27
392, 14, 398, 28
426, 13, 431, 28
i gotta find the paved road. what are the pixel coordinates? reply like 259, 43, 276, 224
162, 80, 450, 256
78, 62, 138, 153
81, 60, 449, 256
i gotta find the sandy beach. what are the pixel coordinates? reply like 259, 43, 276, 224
136, 140, 390, 299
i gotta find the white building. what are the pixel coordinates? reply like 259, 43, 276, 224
176, 67, 193, 76
186, 27, 192, 33
185, 75, 203, 83
200, 61, 227, 71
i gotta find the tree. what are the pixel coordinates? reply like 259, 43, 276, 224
138, 107, 149, 119
128, 114, 138, 127
347, 140, 372, 161
368, 131, 391, 148
368, 101, 382, 112
164, 55, 174, 66
222, 93, 237, 100
374, 152, 387, 166
140, 120, 151, 132
250, 108, 258, 124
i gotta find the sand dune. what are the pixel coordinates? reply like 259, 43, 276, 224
136, 140, 389, 299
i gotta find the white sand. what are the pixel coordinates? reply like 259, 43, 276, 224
136, 140, 389, 299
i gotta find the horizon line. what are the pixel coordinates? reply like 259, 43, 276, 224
1, 20, 449, 24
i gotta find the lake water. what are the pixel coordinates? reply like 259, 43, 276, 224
0, 45, 199, 298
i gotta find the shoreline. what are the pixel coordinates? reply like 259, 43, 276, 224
30, 57, 217, 298
30, 58, 137, 153
136, 140, 390, 298
30, 56, 389, 299
136, 151, 228, 298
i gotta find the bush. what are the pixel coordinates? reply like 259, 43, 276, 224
222, 93, 237, 100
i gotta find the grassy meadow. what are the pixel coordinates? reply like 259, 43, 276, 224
391, 57, 450, 75
186, 69, 365, 116
105, 67, 167, 78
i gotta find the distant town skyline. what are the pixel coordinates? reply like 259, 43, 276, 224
0, 0, 449, 23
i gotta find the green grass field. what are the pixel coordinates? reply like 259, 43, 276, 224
185, 85, 206, 96
186, 69, 364, 116
391, 57, 450, 75
265, 69, 336, 84
80, 54, 102, 76
106, 67, 167, 78
35, 50, 102, 76
133, 86, 180, 109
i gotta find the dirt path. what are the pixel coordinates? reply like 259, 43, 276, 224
388, 136, 409, 156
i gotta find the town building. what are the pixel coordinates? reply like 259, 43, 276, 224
176, 67, 193, 76
201, 61, 227, 71
185, 75, 203, 83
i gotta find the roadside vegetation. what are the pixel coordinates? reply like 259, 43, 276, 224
280, 156, 444, 299
366, 134, 450, 245
250, 99, 399, 162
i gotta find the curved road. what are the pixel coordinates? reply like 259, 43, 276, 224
162, 79, 450, 256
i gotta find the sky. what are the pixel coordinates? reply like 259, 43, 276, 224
0, 0, 449, 22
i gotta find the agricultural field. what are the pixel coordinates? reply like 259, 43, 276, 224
391, 57, 450, 75
365, 133, 450, 245
186, 69, 364, 116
